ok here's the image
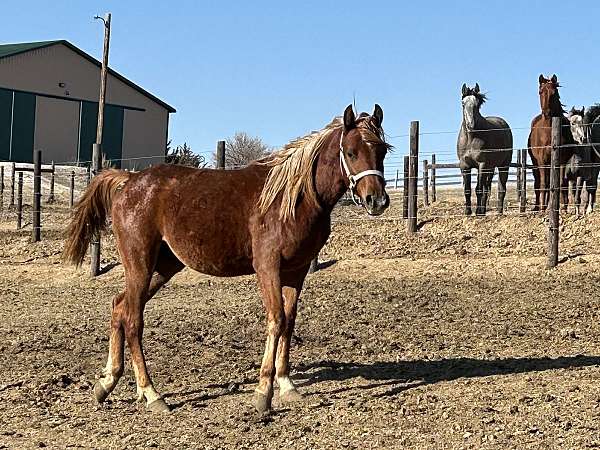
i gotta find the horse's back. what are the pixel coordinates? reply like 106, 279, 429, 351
112, 164, 266, 276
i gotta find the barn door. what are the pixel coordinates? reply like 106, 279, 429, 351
78, 101, 123, 168
0, 88, 12, 161
10, 91, 36, 163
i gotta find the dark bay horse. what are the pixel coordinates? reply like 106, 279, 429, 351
528, 74, 575, 211
63, 105, 390, 414
457, 83, 513, 215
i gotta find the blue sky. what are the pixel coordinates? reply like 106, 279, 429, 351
2, 1, 600, 173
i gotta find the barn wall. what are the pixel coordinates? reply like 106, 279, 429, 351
0, 44, 170, 167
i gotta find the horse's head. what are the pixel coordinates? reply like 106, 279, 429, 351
461, 83, 486, 131
538, 74, 561, 117
569, 106, 587, 144
339, 104, 390, 216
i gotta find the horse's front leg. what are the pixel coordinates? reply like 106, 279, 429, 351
575, 176, 584, 216
254, 265, 284, 414
461, 168, 472, 216
276, 267, 310, 405
475, 165, 487, 216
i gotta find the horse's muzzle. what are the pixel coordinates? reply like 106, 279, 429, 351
364, 192, 389, 216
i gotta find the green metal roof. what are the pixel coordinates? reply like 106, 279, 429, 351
0, 40, 175, 113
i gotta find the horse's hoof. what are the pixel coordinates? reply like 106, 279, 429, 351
280, 389, 304, 405
464, 209, 472, 216
253, 391, 272, 415
94, 382, 109, 404
147, 398, 171, 413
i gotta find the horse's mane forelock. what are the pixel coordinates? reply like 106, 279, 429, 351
256, 115, 389, 221
463, 89, 487, 105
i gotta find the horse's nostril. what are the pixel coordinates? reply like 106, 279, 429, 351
366, 195, 373, 206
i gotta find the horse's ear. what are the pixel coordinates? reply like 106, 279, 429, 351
461, 83, 468, 96
551, 74, 558, 84
474, 83, 480, 93
343, 104, 356, 131
372, 104, 383, 127
539, 74, 546, 85
582, 106, 585, 116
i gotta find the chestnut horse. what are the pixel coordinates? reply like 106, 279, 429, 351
528, 74, 575, 211
63, 105, 390, 414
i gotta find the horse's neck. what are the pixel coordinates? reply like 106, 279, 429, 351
313, 129, 348, 211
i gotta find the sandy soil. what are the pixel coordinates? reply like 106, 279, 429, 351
2, 188, 600, 449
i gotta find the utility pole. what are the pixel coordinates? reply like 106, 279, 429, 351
90, 12, 111, 277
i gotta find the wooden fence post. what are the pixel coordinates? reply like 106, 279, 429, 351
90, 144, 102, 275
402, 155, 409, 219
547, 117, 561, 268
216, 140, 226, 169
32, 150, 42, 242
10, 162, 15, 207
16, 172, 23, 230
407, 121, 419, 233
69, 170, 75, 208
423, 159, 429, 207
47, 161, 55, 203
520, 148, 527, 214
394, 169, 399, 190
430, 153, 436, 203
516, 150, 522, 203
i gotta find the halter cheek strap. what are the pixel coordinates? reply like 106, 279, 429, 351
339, 131, 385, 206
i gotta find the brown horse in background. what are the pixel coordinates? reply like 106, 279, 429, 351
63, 105, 390, 414
528, 74, 575, 211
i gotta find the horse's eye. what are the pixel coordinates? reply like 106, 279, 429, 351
347, 150, 356, 159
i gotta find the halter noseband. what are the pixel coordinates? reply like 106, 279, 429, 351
339, 130, 385, 206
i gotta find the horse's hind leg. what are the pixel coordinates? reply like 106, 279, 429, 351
276, 266, 309, 405
94, 242, 182, 408
94, 292, 126, 403
497, 166, 509, 214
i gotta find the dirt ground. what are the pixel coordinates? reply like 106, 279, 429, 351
2, 186, 600, 449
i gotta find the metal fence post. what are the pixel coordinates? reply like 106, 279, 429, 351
407, 121, 419, 233
32, 150, 42, 242
10, 162, 15, 207
16, 172, 23, 229
547, 117, 561, 268
47, 160, 55, 203
0, 165, 4, 209
402, 155, 409, 219
394, 169, 399, 190
430, 153, 436, 203
423, 159, 429, 207
520, 148, 527, 214
69, 170, 75, 208
516, 150, 522, 203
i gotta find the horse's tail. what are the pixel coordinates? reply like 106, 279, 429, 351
63, 169, 131, 267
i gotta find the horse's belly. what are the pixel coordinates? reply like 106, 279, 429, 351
162, 221, 254, 277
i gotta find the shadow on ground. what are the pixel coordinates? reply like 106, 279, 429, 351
294, 355, 600, 397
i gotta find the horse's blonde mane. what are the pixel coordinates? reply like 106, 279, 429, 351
256, 115, 388, 221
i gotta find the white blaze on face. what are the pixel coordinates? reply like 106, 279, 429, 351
569, 115, 586, 144
462, 95, 478, 131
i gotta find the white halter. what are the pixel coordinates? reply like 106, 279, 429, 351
339, 131, 385, 206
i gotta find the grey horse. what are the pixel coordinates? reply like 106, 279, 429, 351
566, 107, 594, 215
457, 83, 513, 215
